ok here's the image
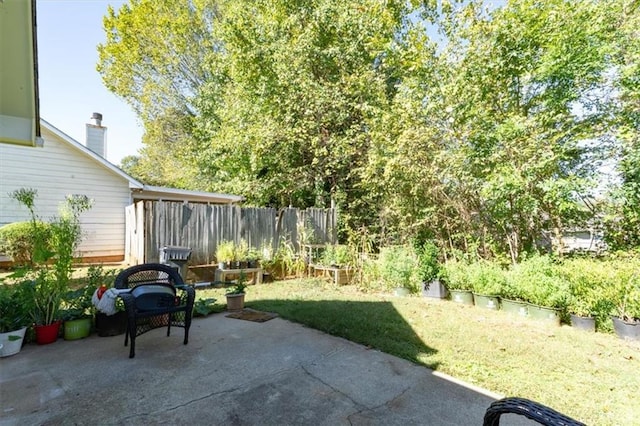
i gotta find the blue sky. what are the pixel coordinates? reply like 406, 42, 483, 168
37, 0, 142, 165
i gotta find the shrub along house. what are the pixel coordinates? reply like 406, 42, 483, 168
0, 115, 243, 266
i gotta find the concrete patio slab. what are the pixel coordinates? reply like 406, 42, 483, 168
0, 313, 533, 425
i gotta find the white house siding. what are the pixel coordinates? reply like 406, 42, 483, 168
0, 125, 132, 260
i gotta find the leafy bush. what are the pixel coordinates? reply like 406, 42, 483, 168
441, 260, 473, 291
602, 256, 640, 321
0, 281, 32, 332
0, 221, 52, 266
193, 298, 218, 316
557, 258, 609, 317
467, 261, 506, 296
414, 240, 441, 283
506, 255, 569, 308
215, 240, 235, 263
377, 245, 420, 293
320, 244, 353, 267
8, 188, 93, 325
356, 254, 387, 293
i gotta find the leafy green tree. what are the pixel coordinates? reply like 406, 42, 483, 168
99, 0, 637, 259
603, 1, 640, 250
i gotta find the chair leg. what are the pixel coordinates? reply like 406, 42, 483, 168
126, 318, 136, 358
184, 312, 192, 345
129, 336, 135, 358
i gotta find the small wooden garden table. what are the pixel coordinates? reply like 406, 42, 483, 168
214, 267, 263, 285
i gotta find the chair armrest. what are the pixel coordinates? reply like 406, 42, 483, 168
119, 292, 136, 319
176, 285, 196, 308
483, 397, 585, 426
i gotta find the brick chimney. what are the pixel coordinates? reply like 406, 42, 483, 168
85, 112, 107, 157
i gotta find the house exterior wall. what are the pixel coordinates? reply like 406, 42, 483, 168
0, 125, 132, 260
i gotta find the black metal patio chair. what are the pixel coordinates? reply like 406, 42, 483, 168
114, 263, 195, 358
483, 397, 586, 426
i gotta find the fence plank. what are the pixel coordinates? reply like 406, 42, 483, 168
136, 202, 336, 265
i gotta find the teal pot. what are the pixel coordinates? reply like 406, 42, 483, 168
611, 316, 640, 341
0, 326, 28, 357
96, 311, 127, 337
449, 289, 474, 305
501, 299, 528, 317
473, 293, 500, 310
527, 304, 561, 326
64, 317, 92, 340
422, 280, 448, 299
570, 314, 596, 332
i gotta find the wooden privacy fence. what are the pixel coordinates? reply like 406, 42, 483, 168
125, 201, 337, 265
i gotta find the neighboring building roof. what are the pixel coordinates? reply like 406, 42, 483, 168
41, 119, 244, 204
132, 186, 244, 204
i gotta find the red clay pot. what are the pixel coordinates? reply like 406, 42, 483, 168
34, 320, 62, 345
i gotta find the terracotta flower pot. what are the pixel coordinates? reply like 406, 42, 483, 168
226, 293, 245, 311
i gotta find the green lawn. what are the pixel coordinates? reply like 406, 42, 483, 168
200, 278, 638, 425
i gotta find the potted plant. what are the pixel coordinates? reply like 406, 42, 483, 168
235, 239, 249, 269
216, 240, 235, 270
87, 266, 126, 337
10, 188, 92, 344
607, 269, 640, 341
377, 245, 420, 296
442, 260, 474, 305
502, 267, 529, 317
247, 247, 261, 268
225, 273, 247, 311
505, 255, 569, 324
415, 240, 446, 299
26, 270, 65, 344
0, 280, 32, 357
61, 284, 96, 340
469, 261, 505, 310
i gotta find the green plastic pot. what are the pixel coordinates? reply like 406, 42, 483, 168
473, 293, 500, 310
501, 299, 528, 317
64, 318, 92, 340
450, 289, 474, 305
527, 304, 560, 326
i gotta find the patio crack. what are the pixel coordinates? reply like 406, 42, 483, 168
300, 364, 363, 409
300, 364, 377, 425
345, 384, 413, 425
166, 387, 241, 411
118, 387, 241, 423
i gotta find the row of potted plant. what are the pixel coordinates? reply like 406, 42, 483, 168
440, 254, 640, 339
215, 240, 261, 270
0, 188, 108, 356
0, 265, 120, 356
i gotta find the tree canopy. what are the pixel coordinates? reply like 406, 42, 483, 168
100, 0, 640, 260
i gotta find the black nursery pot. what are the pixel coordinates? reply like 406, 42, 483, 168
95, 311, 127, 337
